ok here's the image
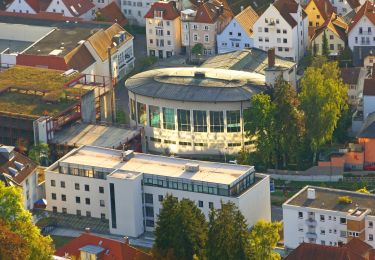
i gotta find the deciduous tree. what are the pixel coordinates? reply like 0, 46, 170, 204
0, 221, 29, 260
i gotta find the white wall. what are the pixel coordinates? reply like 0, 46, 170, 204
6, 0, 36, 14
121, 0, 157, 26
21, 170, 39, 210
217, 19, 254, 54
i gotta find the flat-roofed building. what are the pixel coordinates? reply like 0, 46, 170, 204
283, 186, 375, 250
125, 67, 267, 157
45, 145, 271, 236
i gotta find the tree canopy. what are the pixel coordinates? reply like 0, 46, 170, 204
0, 182, 54, 259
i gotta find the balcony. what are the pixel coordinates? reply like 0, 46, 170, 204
306, 232, 317, 239
305, 218, 317, 226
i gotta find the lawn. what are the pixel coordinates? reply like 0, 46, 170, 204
51, 235, 75, 249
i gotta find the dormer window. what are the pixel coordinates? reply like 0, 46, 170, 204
154, 10, 163, 18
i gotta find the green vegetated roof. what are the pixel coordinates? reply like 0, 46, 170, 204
0, 66, 88, 117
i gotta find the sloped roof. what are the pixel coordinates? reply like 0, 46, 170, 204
311, 14, 347, 41
285, 240, 370, 260
273, 0, 305, 28
348, 1, 375, 32
306, 0, 335, 20
340, 67, 362, 85
0, 146, 38, 184
65, 44, 95, 72
144, 1, 180, 20
357, 112, 375, 138
363, 78, 375, 96
98, 2, 128, 27
87, 23, 133, 61
55, 233, 153, 260
62, 0, 94, 17
234, 5, 258, 38
193, 0, 233, 24
347, 0, 361, 10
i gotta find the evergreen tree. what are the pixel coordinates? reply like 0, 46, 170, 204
322, 30, 330, 57
153, 195, 207, 260
207, 202, 250, 260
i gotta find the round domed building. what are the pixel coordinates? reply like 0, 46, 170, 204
125, 67, 266, 157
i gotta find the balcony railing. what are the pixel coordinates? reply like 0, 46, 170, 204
306, 232, 317, 239
305, 218, 317, 226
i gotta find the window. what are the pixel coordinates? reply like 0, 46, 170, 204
198, 200, 203, 207
320, 229, 325, 235
329, 35, 334, 40
101, 213, 106, 220
52, 206, 57, 213
52, 193, 56, 200
145, 193, 153, 204
276, 19, 279, 24
209, 202, 214, 209
369, 221, 373, 228
177, 109, 191, 131
99, 186, 104, 193
146, 220, 154, 227
61, 194, 66, 201
227, 110, 241, 132
340, 230, 347, 237
193, 110, 207, 132
193, 34, 198, 41
84, 184, 89, 191
77, 210, 81, 216
320, 215, 325, 222
238, 32, 241, 36
277, 38, 281, 43
278, 47, 283, 52
277, 29, 280, 33
298, 225, 303, 232
60, 181, 65, 188
100, 200, 105, 207
265, 37, 269, 42
321, 240, 325, 245
283, 38, 287, 43
298, 212, 303, 218
204, 25, 209, 30
75, 183, 80, 190
370, 234, 374, 241
340, 218, 346, 224
163, 108, 175, 130
210, 111, 224, 132
330, 44, 334, 50
283, 29, 287, 34
158, 195, 163, 202
62, 208, 67, 214
193, 24, 198, 30
265, 28, 268, 33
76, 196, 80, 203
204, 35, 209, 42
259, 37, 263, 42
137, 102, 147, 125
85, 198, 90, 205
258, 27, 262, 32
86, 211, 91, 217
146, 206, 154, 217
51, 180, 55, 187
149, 105, 160, 128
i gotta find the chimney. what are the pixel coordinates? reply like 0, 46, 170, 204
307, 188, 316, 200
241, 5, 244, 11
124, 236, 129, 244
268, 48, 275, 68
85, 227, 91, 233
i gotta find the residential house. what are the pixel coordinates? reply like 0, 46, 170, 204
253, 0, 309, 62
93, 0, 119, 10
283, 186, 375, 249
340, 67, 366, 106
96, 2, 128, 27
353, 46, 375, 76
304, 0, 335, 28
329, 0, 361, 16
285, 238, 375, 260
311, 13, 347, 56
217, 5, 258, 54
6, 0, 95, 20
357, 112, 375, 167
348, 1, 375, 52
145, 1, 181, 58
0, 145, 42, 210
181, 0, 233, 57
55, 231, 153, 259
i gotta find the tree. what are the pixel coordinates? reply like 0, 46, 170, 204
191, 43, 203, 56
248, 220, 282, 260
299, 61, 348, 164
322, 30, 329, 57
339, 46, 353, 68
153, 195, 207, 260
0, 182, 54, 259
0, 221, 29, 260
28, 142, 49, 165
207, 202, 249, 260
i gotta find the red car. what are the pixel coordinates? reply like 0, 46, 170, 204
364, 165, 375, 171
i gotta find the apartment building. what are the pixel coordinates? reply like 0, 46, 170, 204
45, 145, 271, 237
253, 0, 309, 62
348, 1, 375, 51
145, 1, 181, 58
181, 0, 233, 57
217, 5, 259, 54
283, 186, 375, 250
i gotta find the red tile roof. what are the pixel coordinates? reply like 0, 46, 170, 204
62, 0, 95, 17
311, 13, 347, 41
193, 0, 233, 24
274, 0, 304, 28
144, 1, 180, 20
55, 233, 153, 260
285, 240, 373, 260
98, 2, 128, 27
348, 1, 375, 32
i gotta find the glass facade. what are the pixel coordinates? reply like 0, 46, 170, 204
59, 165, 108, 179
137, 102, 147, 125
227, 110, 241, 132
177, 109, 191, 131
210, 111, 224, 132
193, 110, 207, 132
163, 108, 175, 130
149, 105, 160, 128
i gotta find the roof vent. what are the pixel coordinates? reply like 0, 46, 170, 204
307, 188, 316, 200
185, 163, 199, 172
8, 167, 18, 177
194, 71, 206, 79
122, 150, 134, 161
98, 240, 103, 246
14, 161, 25, 171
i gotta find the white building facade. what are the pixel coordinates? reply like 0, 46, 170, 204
253, 0, 308, 62
283, 186, 375, 250
45, 146, 271, 237
121, 0, 157, 26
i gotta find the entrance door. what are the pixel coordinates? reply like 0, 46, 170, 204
158, 50, 163, 59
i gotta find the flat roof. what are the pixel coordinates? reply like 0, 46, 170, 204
51, 123, 140, 148
284, 186, 375, 216
125, 67, 265, 102
59, 146, 253, 185
0, 40, 33, 53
